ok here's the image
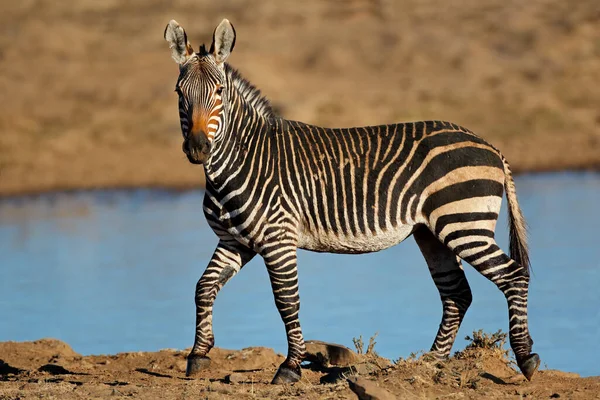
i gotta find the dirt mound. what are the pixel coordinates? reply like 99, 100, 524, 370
0, 339, 598, 399
1, 1, 599, 196
0, 338, 81, 367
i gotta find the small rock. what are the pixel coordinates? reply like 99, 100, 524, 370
305, 340, 359, 367
347, 376, 396, 400
226, 372, 245, 384
171, 360, 187, 372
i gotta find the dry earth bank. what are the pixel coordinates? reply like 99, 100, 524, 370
1, 338, 599, 399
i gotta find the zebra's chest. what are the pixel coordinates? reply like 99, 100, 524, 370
205, 203, 254, 244
203, 189, 273, 250
297, 224, 415, 254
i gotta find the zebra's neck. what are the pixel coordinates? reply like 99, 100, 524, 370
203, 64, 276, 189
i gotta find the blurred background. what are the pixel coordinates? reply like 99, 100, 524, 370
1, 0, 599, 377
0, 0, 599, 195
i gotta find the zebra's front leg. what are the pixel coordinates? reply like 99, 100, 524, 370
264, 246, 305, 384
186, 240, 255, 376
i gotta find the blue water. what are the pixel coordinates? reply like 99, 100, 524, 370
1, 172, 599, 376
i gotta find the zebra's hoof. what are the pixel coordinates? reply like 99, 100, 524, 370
518, 353, 540, 381
186, 355, 211, 376
271, 365, 301, 384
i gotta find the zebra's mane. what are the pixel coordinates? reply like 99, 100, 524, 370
225, 64, 275, 118
196, 44, 275, 118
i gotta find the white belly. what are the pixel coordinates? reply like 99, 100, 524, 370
297, 224, 415, 254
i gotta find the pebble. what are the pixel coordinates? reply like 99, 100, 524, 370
347, 376, 397, 400
305, 340, 359, 367
226, 372, 245, 384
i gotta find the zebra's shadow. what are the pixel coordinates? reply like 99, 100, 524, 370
302, 361, 351, 384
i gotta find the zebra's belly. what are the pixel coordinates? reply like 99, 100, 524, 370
297, 224, 415, 254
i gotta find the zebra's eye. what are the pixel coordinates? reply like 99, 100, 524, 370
215, 86, 224, 95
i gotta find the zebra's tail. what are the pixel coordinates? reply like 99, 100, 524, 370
501, 155, 531, 274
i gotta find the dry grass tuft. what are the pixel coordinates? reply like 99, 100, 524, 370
352, 332, 379, 357
455, 329, 512, 363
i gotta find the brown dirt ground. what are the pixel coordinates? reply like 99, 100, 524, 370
1, 339, 599, 399
1, 0, 599, 196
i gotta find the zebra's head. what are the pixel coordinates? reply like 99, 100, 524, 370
164, 19, 236, 165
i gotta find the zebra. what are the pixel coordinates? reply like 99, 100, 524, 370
164, 18, 540, 384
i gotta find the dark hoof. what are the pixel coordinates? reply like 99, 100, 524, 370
186, 355, 211, 377
271, 365, 301, 384
518, 353, 540, 381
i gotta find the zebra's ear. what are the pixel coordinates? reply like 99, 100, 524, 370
210, 19, 236, 64
164, 20, 194, 64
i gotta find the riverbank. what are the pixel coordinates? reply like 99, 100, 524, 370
1, 1, 598, 197
0, 338, 598, 399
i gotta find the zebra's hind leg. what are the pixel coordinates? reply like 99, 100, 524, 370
186, 240, 256, 376
414, 226, 472, 359
449, 238, 539, 380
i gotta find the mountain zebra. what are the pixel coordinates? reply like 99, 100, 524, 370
164, 19, 540, 384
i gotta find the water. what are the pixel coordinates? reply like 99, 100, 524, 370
1, 172, 599, 377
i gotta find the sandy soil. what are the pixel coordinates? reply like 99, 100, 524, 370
0, 0, 599, 196
0, 339, 598, 399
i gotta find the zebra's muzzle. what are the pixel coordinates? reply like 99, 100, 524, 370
183, 133, 211, 164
